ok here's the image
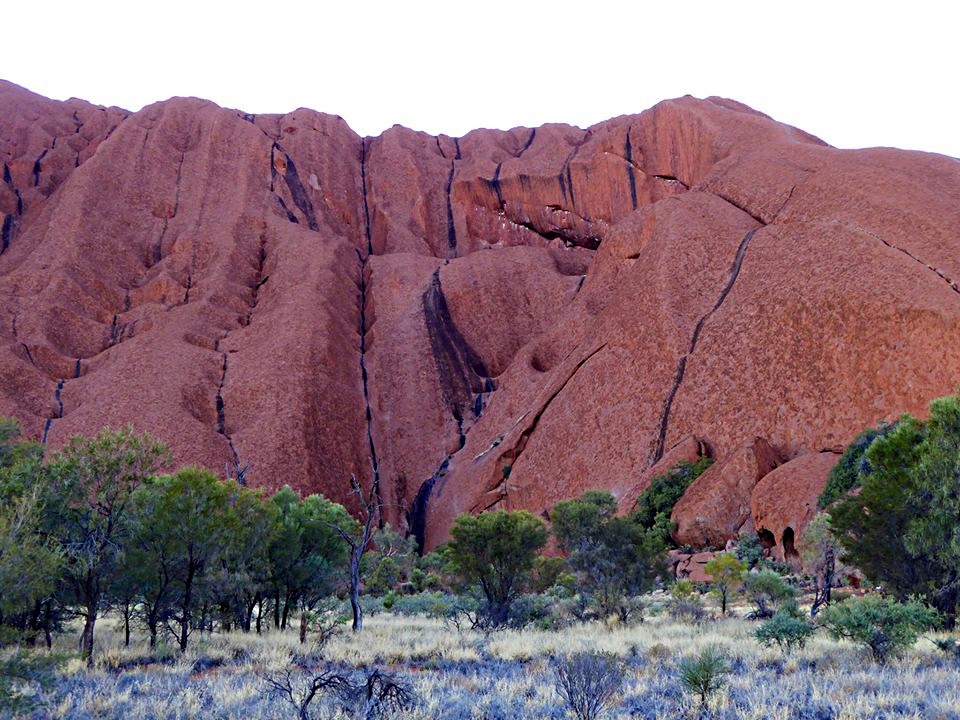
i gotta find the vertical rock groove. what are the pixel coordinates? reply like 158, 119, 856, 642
357, 139, 383, 514
214, 347, 240, 471
625, 131, 638, 210
648, 227, 760, 466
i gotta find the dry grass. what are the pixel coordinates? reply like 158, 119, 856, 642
6, 604, 960, 719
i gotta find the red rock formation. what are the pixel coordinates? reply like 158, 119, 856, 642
3, 79, 960, 549
671, 438, 781, 549
751, 452, 841, 566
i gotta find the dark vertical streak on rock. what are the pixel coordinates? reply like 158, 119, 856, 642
360, 138, 374, 255
490, 163, 504, 207
33, 149, 48, 186
518, 128, 536, 157
445, 161, 457, 256
152, 152, 185, 267
215, 347, 240, 471
355, 248, 383, 517
409, 457, 449, 553
422, 269, 492, 431
559, 131, 588, 210
1, 215, 13, 254
2, 163, 11, 185
649, 227, 759, 466
282, 154, 319, 231
625, 131, 638, 210
453, 137, 462, 160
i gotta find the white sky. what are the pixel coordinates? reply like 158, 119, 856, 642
4, 0, 959, 158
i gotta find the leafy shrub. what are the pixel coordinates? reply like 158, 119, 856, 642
744, 569, 796, 619
818, 595, 938, 664
756, 606, 815, 654
678, 646, 729, 706
552, 651, 625, 720
735, 532, 764, 569
634, 457, 713, 542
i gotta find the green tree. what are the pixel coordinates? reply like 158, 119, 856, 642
267, 486, 353, 640
703, 553, 745, 615
0, 420, 61, 644
829, 399, 960, 625
0, 488, 62, 630
818, 595, 937, 664
127, 467, 252, 651
552, 491, 666, 620
818, 420, 896, 509
445, 509, 548, 626
45, 427, 170, 662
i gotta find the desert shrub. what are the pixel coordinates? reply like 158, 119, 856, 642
389, 591, 456, 618
678, 646, 729, 707
756, 605, 815, 654
634, 456, 713, 543
668, 580, 706, 623
818, 595, 938, 664
744, 569, 796, 619
552, 651, 625, 720
552, 491, 665, 621
735, 532, 764, 570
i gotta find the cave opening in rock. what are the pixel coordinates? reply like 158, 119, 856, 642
782, 526, 800, 565
758, 529, 776, 550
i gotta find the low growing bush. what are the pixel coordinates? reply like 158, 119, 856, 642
818, 595, 938, 664
552, 651, 625, 720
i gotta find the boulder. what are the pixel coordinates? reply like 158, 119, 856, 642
751, 451, 841, 567
671, 438, 781, 549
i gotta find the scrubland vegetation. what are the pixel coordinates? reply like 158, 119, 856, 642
4, 392, 960, 717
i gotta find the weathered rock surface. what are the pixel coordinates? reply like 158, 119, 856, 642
3, 79, 960, 548
751, 452, 841, 565
671, 438, 781, 549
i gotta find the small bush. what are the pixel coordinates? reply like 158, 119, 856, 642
756, 606, 815, 655
818, 595, 938, 664
678, 646, 729, 707
552, 651, 625, 720
744, 569, 796, 619
634, 457, 713, 540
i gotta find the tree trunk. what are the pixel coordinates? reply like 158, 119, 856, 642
123, 605, 131, 647
256, 596, 263, 635
299, 611, 308, 644
178, 562, 195, 652
350, 547, 363, 632
274, 590, 281, 630
280, 600, 289, 631
80, 609, 96, 664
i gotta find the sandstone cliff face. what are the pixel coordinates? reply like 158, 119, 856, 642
2, 80, 959, 546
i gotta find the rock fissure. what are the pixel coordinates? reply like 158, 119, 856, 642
500, 342, 607, 469
444, 161, 457, 256
624, 132, 639, 209
214, 346, 240, 470
835, 220, 960, 297
648, 226, 760, 466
